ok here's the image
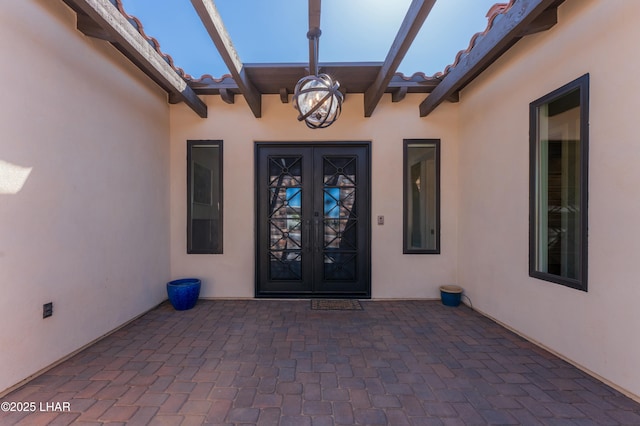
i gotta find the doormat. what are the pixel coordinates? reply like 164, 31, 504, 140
311, 299, 363, 310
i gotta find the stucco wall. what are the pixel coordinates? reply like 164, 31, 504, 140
457, 0, 640, 398
169, 93, 459, 299
0, 1, 170, 393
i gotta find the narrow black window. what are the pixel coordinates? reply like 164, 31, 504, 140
403, 139, 440, 254
530, 74, 589, 290
187, 140, 223, 254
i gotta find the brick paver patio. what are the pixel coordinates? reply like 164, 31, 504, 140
2, 300, 640, 425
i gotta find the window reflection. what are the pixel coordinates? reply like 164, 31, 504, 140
404, 140, 440, 254
187, 141, 223, 254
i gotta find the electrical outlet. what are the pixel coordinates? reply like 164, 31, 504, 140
43, 302, 53, 318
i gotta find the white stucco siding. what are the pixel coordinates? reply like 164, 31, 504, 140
457, 0, 640, 399
0, 1, 171, 393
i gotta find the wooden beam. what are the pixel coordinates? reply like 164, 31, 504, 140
63, 0, 207, 118
279, 88, 289, 104
309, 0, 321, 30
219, 88, 235, 104
76, 11, 114, 41
419, 0, 564, 117
391, 86, 408, 103
307, 0, 322, 76
190, 0, 262, 118
520, 7, 558, 36
363, 0, 437, 117
189, 64, 444, 98
168, 93, 181, 104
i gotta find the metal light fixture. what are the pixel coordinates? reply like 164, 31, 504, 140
293, 28, 343, 129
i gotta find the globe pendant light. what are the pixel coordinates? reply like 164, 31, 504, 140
293, 28, 343, 129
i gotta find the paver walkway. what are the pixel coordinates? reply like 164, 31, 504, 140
2, 300, 640, 425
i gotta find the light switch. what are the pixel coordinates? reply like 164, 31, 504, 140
377, 215, 384, 225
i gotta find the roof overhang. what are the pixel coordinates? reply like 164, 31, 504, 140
189, 63, 439, 98
60, 0, 565, 119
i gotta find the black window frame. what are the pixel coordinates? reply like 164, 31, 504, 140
529, 74, 589, 291
403, 138, 441, 254
187, 140, 223, 254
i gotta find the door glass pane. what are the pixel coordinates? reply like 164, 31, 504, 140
323, 156, 357, 281
268, 156, 303, 280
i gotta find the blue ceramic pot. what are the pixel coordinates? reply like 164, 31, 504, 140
439, 285, 463, 307
167, 278, 201, 311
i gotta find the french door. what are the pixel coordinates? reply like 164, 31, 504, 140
256, 143, 370, 298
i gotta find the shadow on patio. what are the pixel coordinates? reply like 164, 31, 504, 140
2, 300, 640, 425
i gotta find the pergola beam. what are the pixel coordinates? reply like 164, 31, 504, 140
363, 0, 436, 117
419, 0, 564, 117
190, 0, 262, 118
76, 11, 114, 41
219, 88, 235, 104
308, 0, 321, 30
520, 7, 559, 36
64, 0, 207, 118
308, 0, 322, 74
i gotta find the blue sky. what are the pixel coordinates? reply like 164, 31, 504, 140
119, 0, 499, 78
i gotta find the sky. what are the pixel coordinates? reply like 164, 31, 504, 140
119, 0, 500, 79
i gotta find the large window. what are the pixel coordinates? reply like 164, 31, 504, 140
403, 139, 440, 254
187, 140, 223, 254
530, 75, 589, 290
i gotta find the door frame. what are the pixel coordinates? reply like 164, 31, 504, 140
254, 141, 372, 299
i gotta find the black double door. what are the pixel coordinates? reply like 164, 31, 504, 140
256, 143, 370, 298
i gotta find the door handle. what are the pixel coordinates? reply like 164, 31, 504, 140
304, 220, 311, 252
314, 217, 321, 252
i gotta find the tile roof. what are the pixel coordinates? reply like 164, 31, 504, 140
437, 1, 515, 78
